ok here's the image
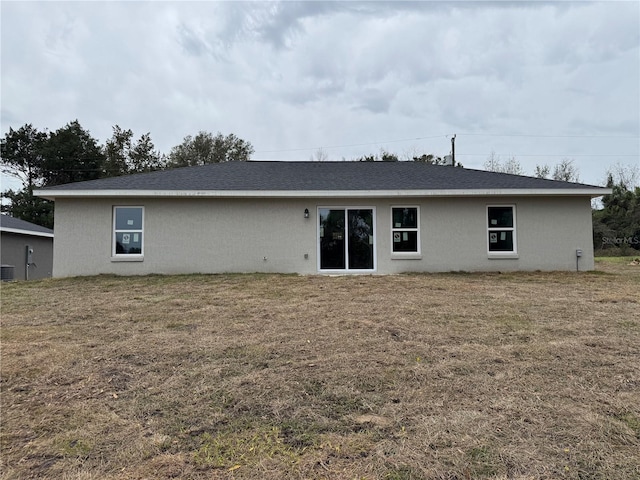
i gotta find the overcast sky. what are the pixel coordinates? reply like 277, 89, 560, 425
1, 0, 639, 190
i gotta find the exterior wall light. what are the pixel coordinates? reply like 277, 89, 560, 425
304, 208, 310, 218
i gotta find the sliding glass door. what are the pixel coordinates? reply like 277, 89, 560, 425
319, 208, 375, 271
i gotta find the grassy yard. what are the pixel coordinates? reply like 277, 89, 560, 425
1, 261, 639, 479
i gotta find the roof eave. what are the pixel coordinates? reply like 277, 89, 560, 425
0, 227, 54, 238
35, 187, 612, 200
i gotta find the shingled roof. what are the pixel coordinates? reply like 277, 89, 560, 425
0, 215, 54, 237
36, 161, 609, 198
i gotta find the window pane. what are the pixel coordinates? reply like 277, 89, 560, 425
393, 231, 418, 252
488, 207, 513, 228
393, 208, 417, 228
115, 207, 143, 230
488, 230, 513, 252
348, 209, 374, 269
320, 209, 345, 269
115, 232, 143, 254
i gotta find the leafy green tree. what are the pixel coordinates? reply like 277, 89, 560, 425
355, 150, 462, 166
1, 189, 54, 229
2, 120, 167, 227
593, 173, 640, 254
168, 131, 254, 167
353, 149, 397, 162
1, 124, 47, 192
2, 120, 104, 227
354, 149, 398, 162
103, 125, 134, 177
130, 133, 166, 173
103, 126, 165, 177
412, 153, 462, 167
380, 150, 399, 162
40, 120, 105, 186
1, 124, 53, 227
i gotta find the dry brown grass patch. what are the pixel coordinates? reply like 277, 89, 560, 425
1, 263, 639, 479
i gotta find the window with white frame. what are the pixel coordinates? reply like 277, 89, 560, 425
487, 205, 516, 254
113, 206, 143, 256
391, 207, 419, 253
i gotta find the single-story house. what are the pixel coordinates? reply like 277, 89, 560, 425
0, 215, 54, 280
35, 161, 610, 277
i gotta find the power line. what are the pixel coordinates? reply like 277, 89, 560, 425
457, 153, 639, 158
254, 134, 451, 153
458, 133, 639, 139
254, 132, 640, 155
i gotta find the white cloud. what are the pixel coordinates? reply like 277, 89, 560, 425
1, 0, 638, 187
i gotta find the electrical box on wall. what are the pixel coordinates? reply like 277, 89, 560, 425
576, 249, 583, 257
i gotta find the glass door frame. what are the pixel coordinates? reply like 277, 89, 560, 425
317, 206, 377, 273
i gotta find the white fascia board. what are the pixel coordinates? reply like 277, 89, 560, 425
35, 187, 612, 200
0, 227, 54, 238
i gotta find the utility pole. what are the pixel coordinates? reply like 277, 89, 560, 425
451, 134, 456, 166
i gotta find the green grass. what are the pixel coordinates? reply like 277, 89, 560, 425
595, 255, 639, 263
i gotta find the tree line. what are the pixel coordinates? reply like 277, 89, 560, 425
482, 152, 639, 254
483, 151, 581, 182
593, 168, 640, 255
1, 122, 457, 228
309, 146, 462, 166
2, 122, 638, 255
1, 121, 254, 228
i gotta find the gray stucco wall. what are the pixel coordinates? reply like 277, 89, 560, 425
52, 195, 594, 277
1, 232, 54, 280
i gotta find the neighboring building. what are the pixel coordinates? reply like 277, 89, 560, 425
35, 161, 610, 277
0, 215, 54, 280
